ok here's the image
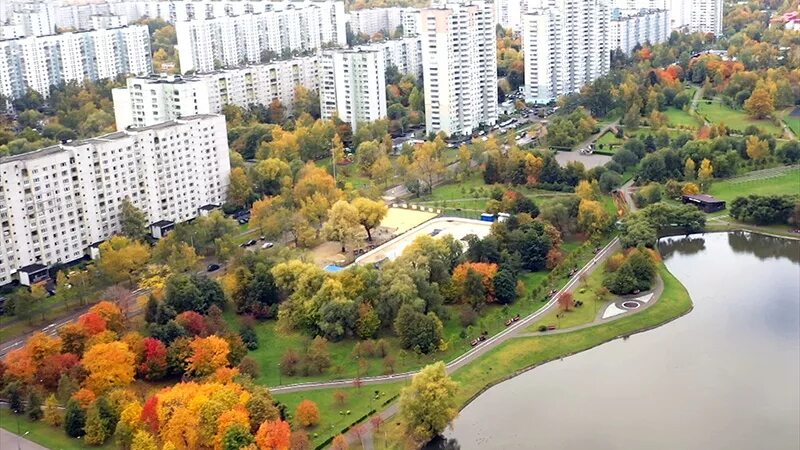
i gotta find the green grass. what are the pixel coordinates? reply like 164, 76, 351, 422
596, 131, 624, 149
370, 262, 693, 449
0, 409, 115, 450
449, 263, 692, 407
696, 98, 784, 136
274, 383, 404, 447
779, 107, 799, 136
708, 167, 800, 204
235, 239, 596, 388
663, 107, 701, 129
528, 266, 609, 331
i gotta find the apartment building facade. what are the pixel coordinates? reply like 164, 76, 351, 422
113, 56, 319, 129
176, 4, 347, 73
522, 0, 610, 104
349, 7, 421, 36
610, 7, 669, 54
319, 48, 387, 131
0, 114, 230, 286
0, 25, 151, 100
420, 1, 498, 136
357, 37, 422, 79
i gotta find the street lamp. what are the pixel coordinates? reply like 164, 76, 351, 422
278, 363, 282, 385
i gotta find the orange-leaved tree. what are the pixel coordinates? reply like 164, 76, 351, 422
82, 341, 136, 393
255, 419, 292, 450
187, 335, 230, 376
294, 400, 320, 427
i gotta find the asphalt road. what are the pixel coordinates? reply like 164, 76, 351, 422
0, 425, 47, 450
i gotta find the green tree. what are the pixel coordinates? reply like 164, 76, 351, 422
352, 197, 388, 241
399, 362, 459, 444
493, 269, 518, 305
64, 399, 86, 437
26, 390, 43, 421
322, 200, 364, 252
119, 198, 148, 240
393, 305, 443, 354
222, 423, 254, 450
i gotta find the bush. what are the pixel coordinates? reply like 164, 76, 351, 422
730, 195, 795, 225
538, 325, 547, 332
240, 325, 259, 350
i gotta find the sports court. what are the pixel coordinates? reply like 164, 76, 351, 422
380, 207, 438, 234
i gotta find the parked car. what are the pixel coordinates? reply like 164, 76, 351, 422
261, 242, 274, 249
207, 263, 221, 272
240, 239, 257, 248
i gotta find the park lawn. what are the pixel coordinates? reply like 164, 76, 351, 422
663, 107, 701, 129
370, 263, 692, 449
708, 167, 800, 203
779, 107, 800, 136
0, 408, 116, 450
449, 263, 692, 407
423, 173, 488, 202
527, 265, 610, 331
596, 130, 624, 147
696, 99, 784, 136
236, 239, 596, 388
274, 382, 404, 447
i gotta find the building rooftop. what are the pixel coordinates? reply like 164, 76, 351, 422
683, 194, 724, 203
0, 145, 65, 164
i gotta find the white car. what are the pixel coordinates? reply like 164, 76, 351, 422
261, 242, 274, 249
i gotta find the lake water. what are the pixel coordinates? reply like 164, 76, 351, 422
441, 232, 800, 450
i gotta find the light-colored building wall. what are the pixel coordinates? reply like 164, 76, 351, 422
0, 115, 230, 286
420, 2, 498, 136
319, 49, 387, 131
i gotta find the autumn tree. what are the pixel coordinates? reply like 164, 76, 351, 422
306, 336, 332, 375
44, 394, 63, 426
681, 182, 700, 195
399, 362, 459, 444
575, 179, 601, 201
744, 87, 774, 119
683, 158, 696, 181
352, 197, 388, 241
82, 341, 136, 393
97, 236, 151, 284
294, 400, 320, 427
255, 419, 292, 450
228, 167, 254, 209
558, 292, 574, 311
577, 199, 611, 234
152, 234, 200, 273
331, 435, 349, 450
410, 140, 445, 194
745, 135, 770, 162
250, 196, 292, 240
322, 200, 365, 252
138, 337, 168, 380
697, 158, 714, 191
187, 335, 230, 376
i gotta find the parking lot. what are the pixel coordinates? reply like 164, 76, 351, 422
355, 217, 492, 266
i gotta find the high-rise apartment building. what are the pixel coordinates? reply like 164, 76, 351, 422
0, 114, 230, 286
522, 0, 610, 104
357, 37, 423, 79
319, 48, 387, 131
176, 3, 347, 73
0, 25, 151, 100
349, 7, 421, 36
610, 7, 669, 54
688, 0, 722, 35
420, 1, 498, 136
113, 56, 320, 130
7, 2, 56, 37
616, 0, 720, 35
494, 0, 525, 30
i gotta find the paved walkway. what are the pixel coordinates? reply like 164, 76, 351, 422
0, 426, 46, 450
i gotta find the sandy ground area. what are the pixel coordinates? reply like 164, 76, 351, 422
380, 207, 437, 234
554, 151, 612, 169
356, 217, 492, 265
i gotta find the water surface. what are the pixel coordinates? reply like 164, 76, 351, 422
442, 232, 800, 450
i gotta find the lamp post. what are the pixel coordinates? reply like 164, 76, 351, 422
278, 363, 282, 385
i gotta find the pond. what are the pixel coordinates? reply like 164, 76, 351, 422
440, 232, 800, 450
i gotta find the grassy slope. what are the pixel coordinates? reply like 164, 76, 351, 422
369, 263, 692, 449
0, 409, 115, 450
449, 264, 692, 407
696, 99, 783, 136
274, 382, 405, 447
528, 266, 609, 331
779, 108, 799, 136
664, 107, 701, 129
708, 168, 800, 203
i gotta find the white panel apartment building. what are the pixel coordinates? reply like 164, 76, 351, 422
358, 37, 423, 79
688, 0, 722, 35
420, 2, 498, 136
522, 0, 610, 104
176, 4, 347, 73
610, 8, 669, 54
113, 55, 319, 129
0, 25, 151, 100
616, 0, 721, 34
319, 49, 387, 131
0, 114, 230, 286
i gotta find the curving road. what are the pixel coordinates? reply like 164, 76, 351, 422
271, 237, 621, 394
